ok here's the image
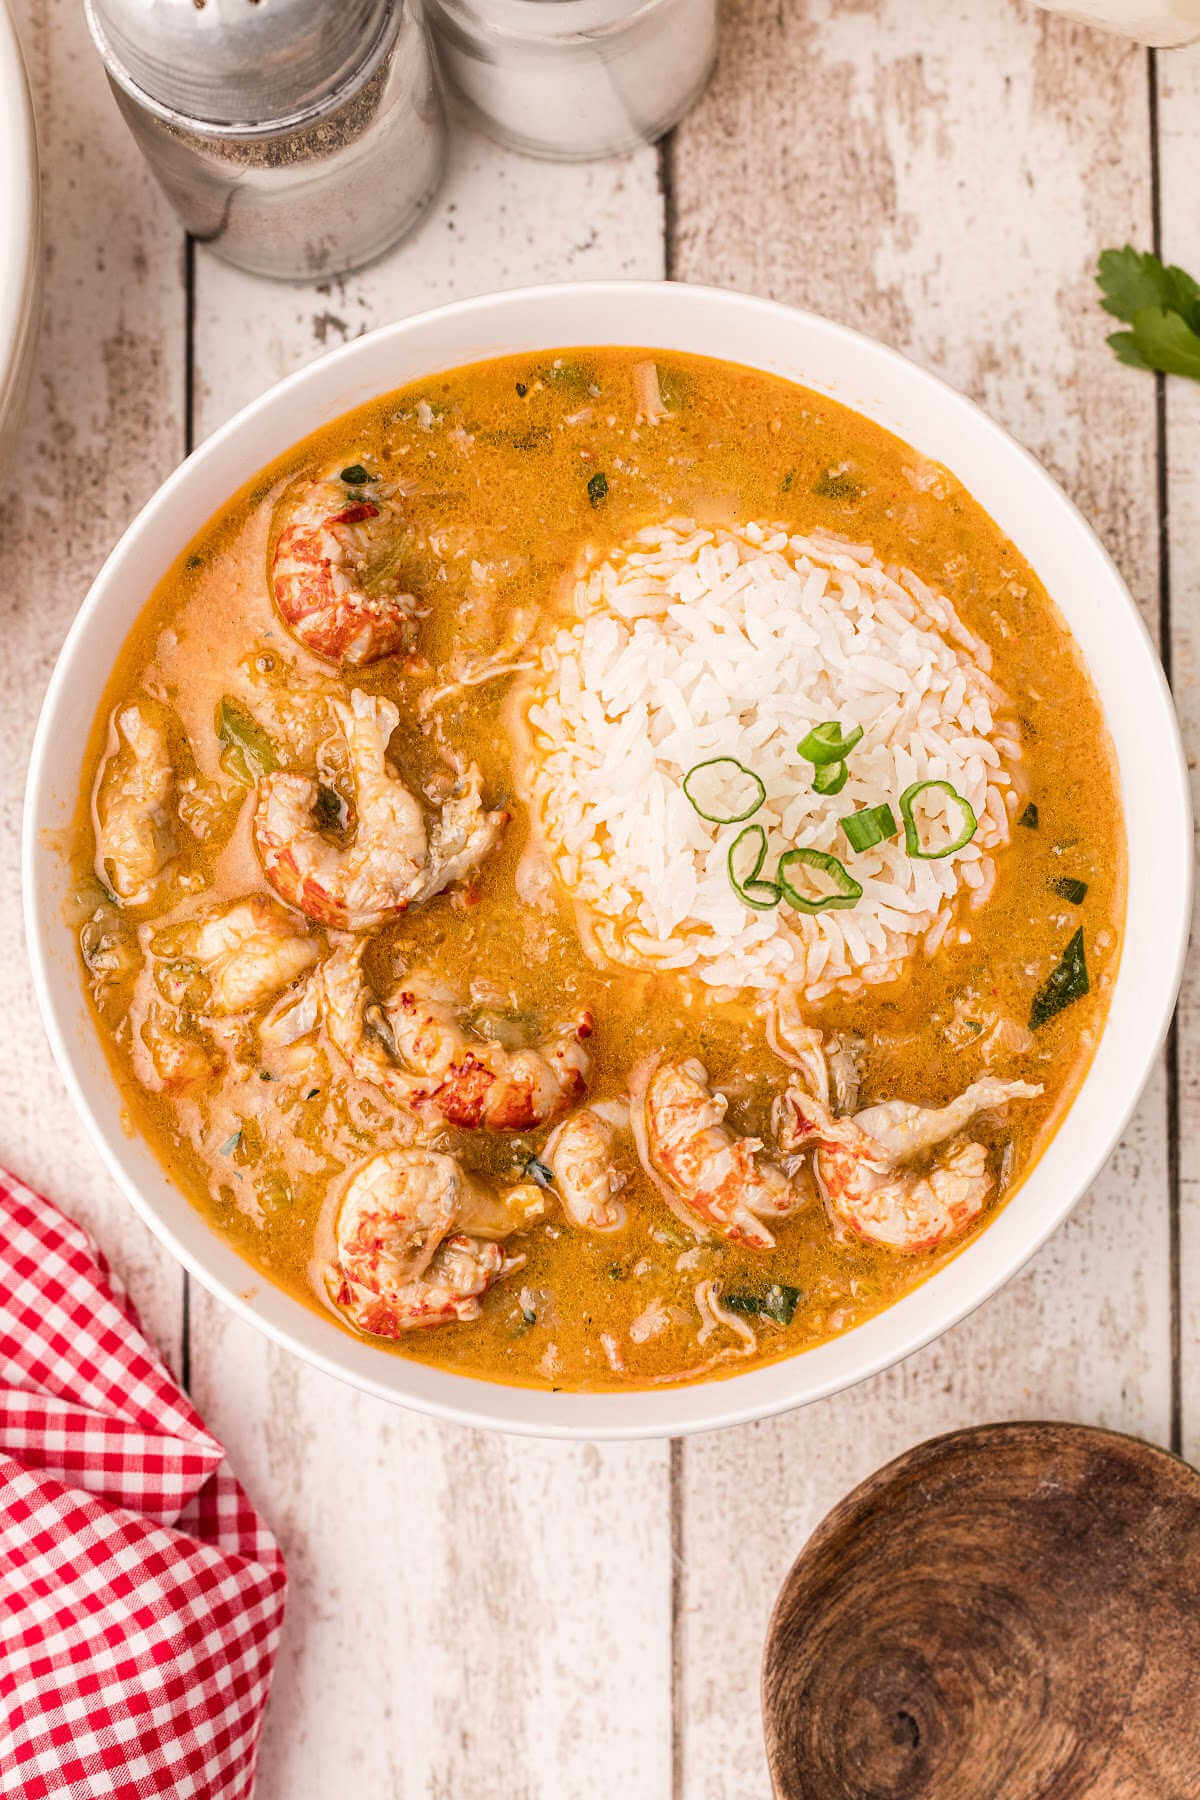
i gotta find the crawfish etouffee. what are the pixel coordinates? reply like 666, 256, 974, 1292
73, 348, 1124, 1390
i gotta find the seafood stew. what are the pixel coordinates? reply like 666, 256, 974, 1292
73, 347, 1124, 1391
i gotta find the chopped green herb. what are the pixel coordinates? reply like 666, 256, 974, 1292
1098, 247, 1200, 382
510, 1306, 538, 1337
524, 1155, 555, 1189
607, 1262, 628, 1280
216, 697, 279, 782
763, 1283, 800, 1325
655, 366, 690, 410
813, 469, 861, 501
727, 824, 782, 912
305, 1087, 321, 1101
512, 426, 553, 452
587, 470, 609, 507
1030, 928, 1089, 1030
778, 847, 862, 914
218, 1130, 242, 1157
1050, 876, 1089, 905
1018, 802, 1039, 830
812, 759, 848, 796
798, 720, 864, 766
539, 360, 596, 394
841, 803, 899, 855
339, 463, 376, 485
899, 780, 977, 859
76, 872, 119, 909
258, 1070, 273, 1081
515, 382, 528, 397
722, 1283, 800, 1325
780, 468, 796, 493
186, 554, 204, 570
684, 756, 766, 825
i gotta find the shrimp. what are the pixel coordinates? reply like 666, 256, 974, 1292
270, 470, 420, 665
319, 943, 592, 1131
93, 702, 178, 906
332, 1149, 537, 1335
544, 1108, 627, 1232
187, 896, 319, 1015
254, 689, 505, 930
777, 1076, 1042, 1253
630, 1056, 806, 1250
129, 967, 223, 1095
385, 972, 592, 1130
766, 996, 862, 1113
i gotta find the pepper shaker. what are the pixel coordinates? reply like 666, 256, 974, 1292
85, 0, 448, 282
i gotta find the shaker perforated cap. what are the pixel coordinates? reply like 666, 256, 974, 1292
84, 0, 392, 127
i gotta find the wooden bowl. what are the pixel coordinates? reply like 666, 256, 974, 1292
762, 1421, 1200, 1799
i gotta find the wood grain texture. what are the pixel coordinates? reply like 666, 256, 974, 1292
188, 122, 673, 1800
669, 6, 1171, 1793
1159, 39, 1200, 1464
8, 7, 1197, 1798
762, 1423, 1200, 1800
0, 0, 186, 1366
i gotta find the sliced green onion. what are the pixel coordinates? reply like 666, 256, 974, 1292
1030, 929, 1089, 1030
1050, 876, 1088, 905
727, 825, 782, 911
523, 1155, 555, 1189
684, 757, 766, 825
840, 802, 898, 854
339, 463, 376, 485
899, 780, 978, 860
587, 470, 609, 507
797, 720, 864, 766
812, 759, 849, 796
1018, 802, 1039, 830
778, 847, 863, 914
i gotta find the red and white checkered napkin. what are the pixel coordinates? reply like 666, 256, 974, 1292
0, 1171, 287, 1799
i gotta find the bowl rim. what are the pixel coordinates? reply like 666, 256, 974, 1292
0, 0, 41, 434
23, 278, 1192, 1439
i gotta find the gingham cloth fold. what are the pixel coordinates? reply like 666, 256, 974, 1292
0, 1171, 287, 1798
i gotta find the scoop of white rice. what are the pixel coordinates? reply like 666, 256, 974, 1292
522, 520, 1022, 999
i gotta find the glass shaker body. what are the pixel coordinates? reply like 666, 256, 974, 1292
1029, 0, 1200, 43
95, 1, 447, 282
426, 0, 718, 161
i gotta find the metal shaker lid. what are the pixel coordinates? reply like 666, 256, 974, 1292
84, 0, 393, 128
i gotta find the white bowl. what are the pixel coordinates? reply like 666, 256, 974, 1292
23, 282, 1191, 1438
0, 0, 40, 476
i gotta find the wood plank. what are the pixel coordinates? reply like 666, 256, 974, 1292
668, 7, 1170, 1793
1158, 39, 1200, 1461
1, 0, 186, 1364
187, 122, 673, 1800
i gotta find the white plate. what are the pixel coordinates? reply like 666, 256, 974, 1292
22, 282, 1192, 1439
0, 0, 40, 475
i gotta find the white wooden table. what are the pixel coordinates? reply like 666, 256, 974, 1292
3, 3, 1199, 1793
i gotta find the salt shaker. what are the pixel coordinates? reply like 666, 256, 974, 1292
84, 0, 448, 282
424, 0, 718, 161
1030, 0, 1200, 42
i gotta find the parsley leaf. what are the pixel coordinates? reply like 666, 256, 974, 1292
1098, 247, 1200, 382
1098, 247, 1200, 329
1127, 307, 1200, 380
